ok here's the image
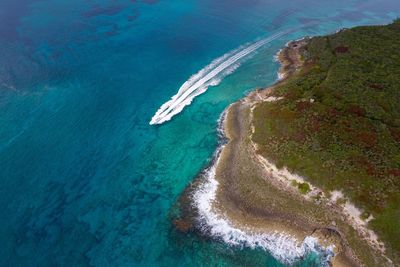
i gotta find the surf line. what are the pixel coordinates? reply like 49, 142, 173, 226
149, 30, 290, 125
191, 111, 334, 266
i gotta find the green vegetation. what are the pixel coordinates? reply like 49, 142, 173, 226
252, 20, 400, 257
291, 180, 311, 194
297, 182, 311, 194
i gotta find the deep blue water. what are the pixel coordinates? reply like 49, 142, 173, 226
0, 0, 399, 266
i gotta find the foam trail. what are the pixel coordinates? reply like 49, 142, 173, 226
150, 31, 289, 125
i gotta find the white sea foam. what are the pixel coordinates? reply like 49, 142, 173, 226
192, 136, 334, 265
150, 31, 290, 125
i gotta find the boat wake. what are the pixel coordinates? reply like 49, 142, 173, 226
149, 31, 289, 125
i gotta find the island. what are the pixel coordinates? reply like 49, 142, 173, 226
176, 20, 400, 267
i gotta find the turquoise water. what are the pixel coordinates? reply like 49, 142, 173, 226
0, 0, 399, 266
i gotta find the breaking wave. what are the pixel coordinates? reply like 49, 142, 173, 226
191, 112, 334, 266
149, 31, 289, 125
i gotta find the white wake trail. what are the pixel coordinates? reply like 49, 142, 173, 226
149, 31, 288, 125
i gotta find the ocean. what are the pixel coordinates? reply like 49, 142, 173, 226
0, 0, 398, 266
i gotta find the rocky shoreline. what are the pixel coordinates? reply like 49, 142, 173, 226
175, 38, 393, 267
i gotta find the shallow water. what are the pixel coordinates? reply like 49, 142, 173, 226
0, 0, 398, 266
